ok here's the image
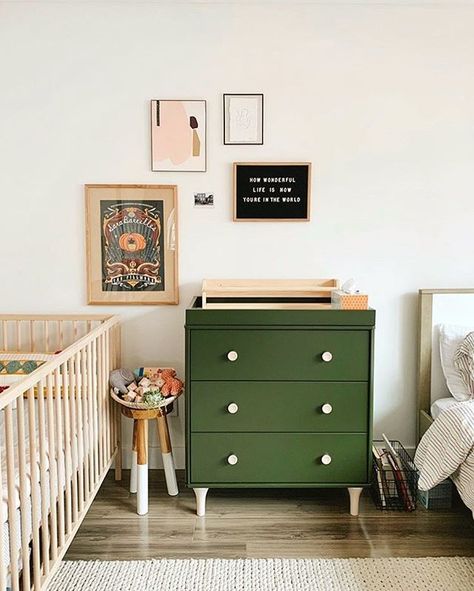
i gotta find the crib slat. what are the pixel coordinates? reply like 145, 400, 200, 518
45, 321, 50, 353
115, 324, 122, 481
5, 404, 20, 591
68, 357, 79, 525
105, 330, 111, 464
46, 373, 58, 561
62, 362, 72, 535
2, 320, 7, 350
16, 320, 21, 352
92, 339, 99, 484
0, 443, 5, 591
27, 387, 42, 591
81, 347, 90, 501
75, 351, 85, 513
96, 334, 104, 475
16, 396, 31, 591
37, 378, 50, 576
76, 349, 89, 512
54, 368, 65, 548
86, 343, 95, 491
30, 321, 34, 352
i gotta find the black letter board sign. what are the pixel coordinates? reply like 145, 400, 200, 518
233, 162, 311, 221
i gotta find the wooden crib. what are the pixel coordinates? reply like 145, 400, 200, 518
0, 314, 121, 591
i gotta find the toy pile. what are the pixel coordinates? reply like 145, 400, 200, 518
110, 367, 184, 408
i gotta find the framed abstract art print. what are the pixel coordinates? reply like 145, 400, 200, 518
86, 184, 179, 305
151, 100, 206, 172
223, 94, 264, 145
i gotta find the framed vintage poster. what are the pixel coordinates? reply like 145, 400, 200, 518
151, 100, 206, 172
223, 94, 264, 145
233, 162, 311, 222
86, 184, 179, 305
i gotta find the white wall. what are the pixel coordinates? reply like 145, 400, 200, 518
2, 0, 474, 465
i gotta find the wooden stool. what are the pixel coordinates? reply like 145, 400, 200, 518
121, 406, 178, 515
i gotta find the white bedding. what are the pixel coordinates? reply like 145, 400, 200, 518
431, 397, 458, 420
0, 408, 92, 572
415, 401, 474, 516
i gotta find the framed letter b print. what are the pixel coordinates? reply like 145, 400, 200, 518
86, 184, 179, 305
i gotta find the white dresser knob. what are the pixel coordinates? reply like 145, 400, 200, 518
227, 351, 238, 362
321, 403, 333, 415
227, 403, 239, 414
321, 454, 332, 465
322, 351, 333, 362
227, 454, 238, 465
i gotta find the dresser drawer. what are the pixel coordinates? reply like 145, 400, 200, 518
190, 381, 368, 433
190, 433, 368, 485
190, 329, 369, 381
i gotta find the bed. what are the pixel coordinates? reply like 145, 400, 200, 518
415, 289, 474, 516
0, 315, 121, 591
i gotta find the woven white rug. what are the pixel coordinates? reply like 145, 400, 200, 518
50, 557, 474, 591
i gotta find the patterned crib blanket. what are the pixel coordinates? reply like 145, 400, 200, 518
415, 401, 474, 517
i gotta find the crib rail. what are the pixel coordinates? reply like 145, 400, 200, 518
0, 315, 113, 354
0, 315, 121, 591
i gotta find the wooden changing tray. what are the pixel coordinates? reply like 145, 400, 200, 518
201, 279, 340, 309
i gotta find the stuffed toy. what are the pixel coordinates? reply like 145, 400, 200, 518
109, 368, 136, 394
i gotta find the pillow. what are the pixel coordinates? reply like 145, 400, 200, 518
439, 324, 474, 402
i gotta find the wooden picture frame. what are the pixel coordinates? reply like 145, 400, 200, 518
233, 162, 311, 222
85, 184, 179, 305
223, 94, 264, 145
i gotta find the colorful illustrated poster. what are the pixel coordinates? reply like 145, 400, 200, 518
100, 200, 165, 292
86, 185, 178, 305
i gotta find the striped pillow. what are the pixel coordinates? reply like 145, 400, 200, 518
454, 333, 474, 400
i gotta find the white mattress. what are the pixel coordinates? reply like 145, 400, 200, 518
431, 397, 459, 420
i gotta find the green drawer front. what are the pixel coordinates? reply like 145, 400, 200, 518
190, 381, 368, 433
190, 433, 368, 485
190, 329, 369, 381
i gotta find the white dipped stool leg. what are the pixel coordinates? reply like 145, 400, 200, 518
130, 420, 138, 494
137, 464, 148, 515
194, 488, 209, 517
136, 419, 149, 515
162, 452, 178, 496
348, 487, 363, 516
157, 414, 179, 497
130, 450, 138, 494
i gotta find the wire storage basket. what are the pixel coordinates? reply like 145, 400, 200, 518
372, 440, 419, 511
418, 479, 453, 509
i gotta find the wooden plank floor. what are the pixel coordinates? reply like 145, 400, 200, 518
65, 470, 474, 560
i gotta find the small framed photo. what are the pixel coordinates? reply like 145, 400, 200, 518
151, 99, 206, 172
223, 94, 264, 145
85, 184, 179, 305
194, 192, 214, 207
233, 162, 311, 222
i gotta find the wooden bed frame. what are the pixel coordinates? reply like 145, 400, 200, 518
0, 314, 121, 591
416, 288, 474, 442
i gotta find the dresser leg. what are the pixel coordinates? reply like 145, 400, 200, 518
348, 487, 363, 516
194, 488, 209, 517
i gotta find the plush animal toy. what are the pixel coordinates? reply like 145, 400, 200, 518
109, 368, 136, 394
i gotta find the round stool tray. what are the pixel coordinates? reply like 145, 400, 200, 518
110, 389, 178, 410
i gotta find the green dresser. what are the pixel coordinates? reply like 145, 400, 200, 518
185, 300, 375, 516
